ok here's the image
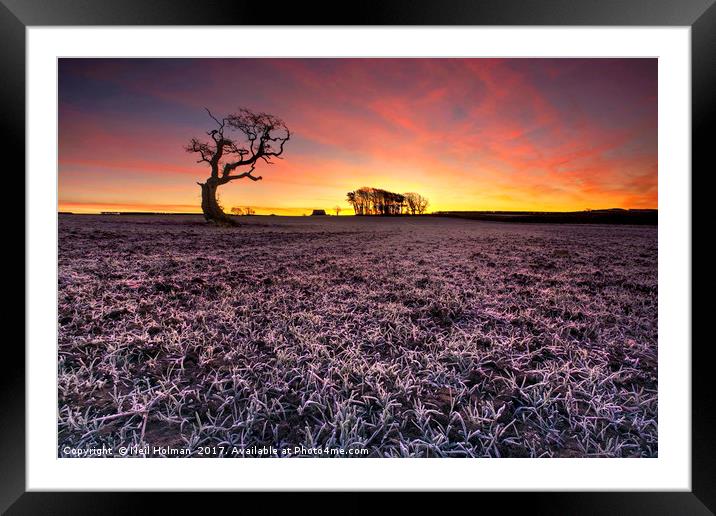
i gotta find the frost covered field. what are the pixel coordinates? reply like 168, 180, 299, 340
58, 215, 658, 457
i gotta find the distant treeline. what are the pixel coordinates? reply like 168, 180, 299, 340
346, 187, 429, 216
432, 209, 657, 225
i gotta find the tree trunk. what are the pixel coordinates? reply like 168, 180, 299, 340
199, 180, 237, 225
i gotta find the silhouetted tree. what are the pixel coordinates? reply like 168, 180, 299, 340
346, 192, 357, 214
230, 206, 244, 216
403, 192, 419, 215
346, 187, 408, 215
416, 194, 429, 214
244, 207, 256, 216
334, 206, 342, 216
186, 108, 290, 225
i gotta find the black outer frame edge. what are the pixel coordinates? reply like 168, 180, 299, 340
1, 490, 713, 516
1, 0, 715, 26
2, 492, 715, 515
4, 0, 714, 513
0, 1, 26, 515
691, 0, 716, 512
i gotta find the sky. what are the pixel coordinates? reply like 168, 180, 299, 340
58, 58, 657, 215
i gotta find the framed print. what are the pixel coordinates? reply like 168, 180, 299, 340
5, 0, 714, 512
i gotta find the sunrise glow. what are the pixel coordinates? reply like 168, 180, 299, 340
58, 58, 657, 215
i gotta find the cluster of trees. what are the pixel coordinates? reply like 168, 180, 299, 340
346, 187, 429, 216
231, 206, 256, 216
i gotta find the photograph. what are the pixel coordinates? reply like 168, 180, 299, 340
57, 57, 658, 459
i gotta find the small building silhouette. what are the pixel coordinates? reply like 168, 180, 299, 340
310, 209, 327, 216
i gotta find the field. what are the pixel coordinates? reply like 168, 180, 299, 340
58, 215, 658, 458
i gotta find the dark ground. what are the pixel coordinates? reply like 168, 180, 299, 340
432, 209, 657, 225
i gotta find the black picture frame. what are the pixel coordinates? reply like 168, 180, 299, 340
4, 0, 712, 511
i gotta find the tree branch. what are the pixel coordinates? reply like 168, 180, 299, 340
205, 107, 225, 132
188, 107, 289, 184
223, 163, 262, 182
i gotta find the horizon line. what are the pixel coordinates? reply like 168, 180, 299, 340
58, 207, 658, 216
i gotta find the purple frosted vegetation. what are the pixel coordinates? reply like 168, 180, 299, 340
58, 215, 657, 457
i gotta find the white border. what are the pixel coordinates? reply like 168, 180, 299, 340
27, 27, 691, 491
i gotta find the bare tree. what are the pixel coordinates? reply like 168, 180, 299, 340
186, 108, 290, 225
346, 192, 357, 214
403, 192, 419, 215
416, 194, 430, 214
333, 206, 342, 216
244, 206, 256, 216
230, 206, 244, 216
357, 187, 372, 214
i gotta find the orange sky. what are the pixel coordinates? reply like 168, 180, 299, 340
58, 58, 657, 215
